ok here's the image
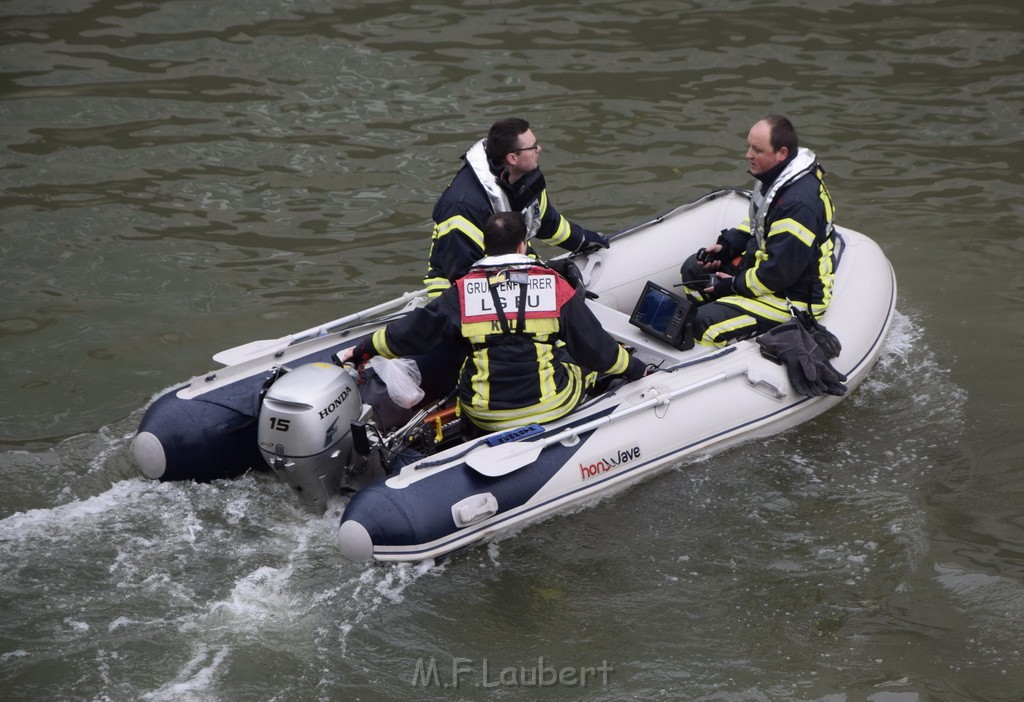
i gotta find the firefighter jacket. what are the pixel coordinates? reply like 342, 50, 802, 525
368, 255, 645, 432
423, 139, 597, 297
715, 147, 837, 323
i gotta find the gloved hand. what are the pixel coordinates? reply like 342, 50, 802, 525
579, 230, 610, 251
547, 257, 586, 297
756, 321, 847, 397
710, 274, 734, 299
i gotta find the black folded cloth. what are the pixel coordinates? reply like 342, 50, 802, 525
791, 307, 842, 359
756, 320, 848, 397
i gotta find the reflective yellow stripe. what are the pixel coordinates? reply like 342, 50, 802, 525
715, 293, 793, 321
767, 217, 816, 247
700, 313, 758, 348
433, 215, 484, 250
461, 321, 500, 337
817, 237, 835, 311
541, 342, 560, 401
424, 275, 451, 298
424, 216, 485, 296
543, 214, 573, 247
461, 364, 584, 431
371, 328, 395, 358
461, 317, 560, 338
818, 172, 835, 223
423, 216, 485, 297
470, 348, 491, 409
606, 345, 630, 376
743, 249, 773, 297
815, 173, 836, 315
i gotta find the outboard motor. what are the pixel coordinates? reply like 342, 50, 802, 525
258, 362, 367, 511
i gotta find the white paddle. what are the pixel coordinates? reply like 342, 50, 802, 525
212, 288, 428, 366
465, 368, 748, 477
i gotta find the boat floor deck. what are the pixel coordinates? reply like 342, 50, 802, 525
586, 298, 696, 368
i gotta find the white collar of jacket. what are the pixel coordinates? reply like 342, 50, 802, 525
465, 139, 511, 214
465, 139, 542, 240
472, 253, 535, 269
749, 147, 818, 249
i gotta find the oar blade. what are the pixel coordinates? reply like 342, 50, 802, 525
211, 288, 428, 366
212, 337, 291, 365
466, 441, 545, 477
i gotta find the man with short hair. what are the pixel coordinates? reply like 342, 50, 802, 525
423, 117, 609, 297
681, 114, 837, 346
343, 211, 644, 434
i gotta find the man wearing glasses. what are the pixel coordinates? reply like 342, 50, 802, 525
423, 117, 609, 297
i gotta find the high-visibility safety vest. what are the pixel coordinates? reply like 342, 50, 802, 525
371, 255, 642, 432
454, 258, 585, 431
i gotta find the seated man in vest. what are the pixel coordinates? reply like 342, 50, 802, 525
340, 211, 647, 435
423, 117, 609, 297
680, 114, 837, 347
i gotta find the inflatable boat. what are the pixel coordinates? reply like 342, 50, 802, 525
132, 189, 897, 563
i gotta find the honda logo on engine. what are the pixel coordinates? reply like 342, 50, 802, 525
319, 387, 352, 419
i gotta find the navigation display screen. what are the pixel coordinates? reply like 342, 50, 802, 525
634, 285, 679, 333
628, 281, 695, 350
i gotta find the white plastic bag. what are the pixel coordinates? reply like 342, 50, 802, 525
364, 356, 425, 409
